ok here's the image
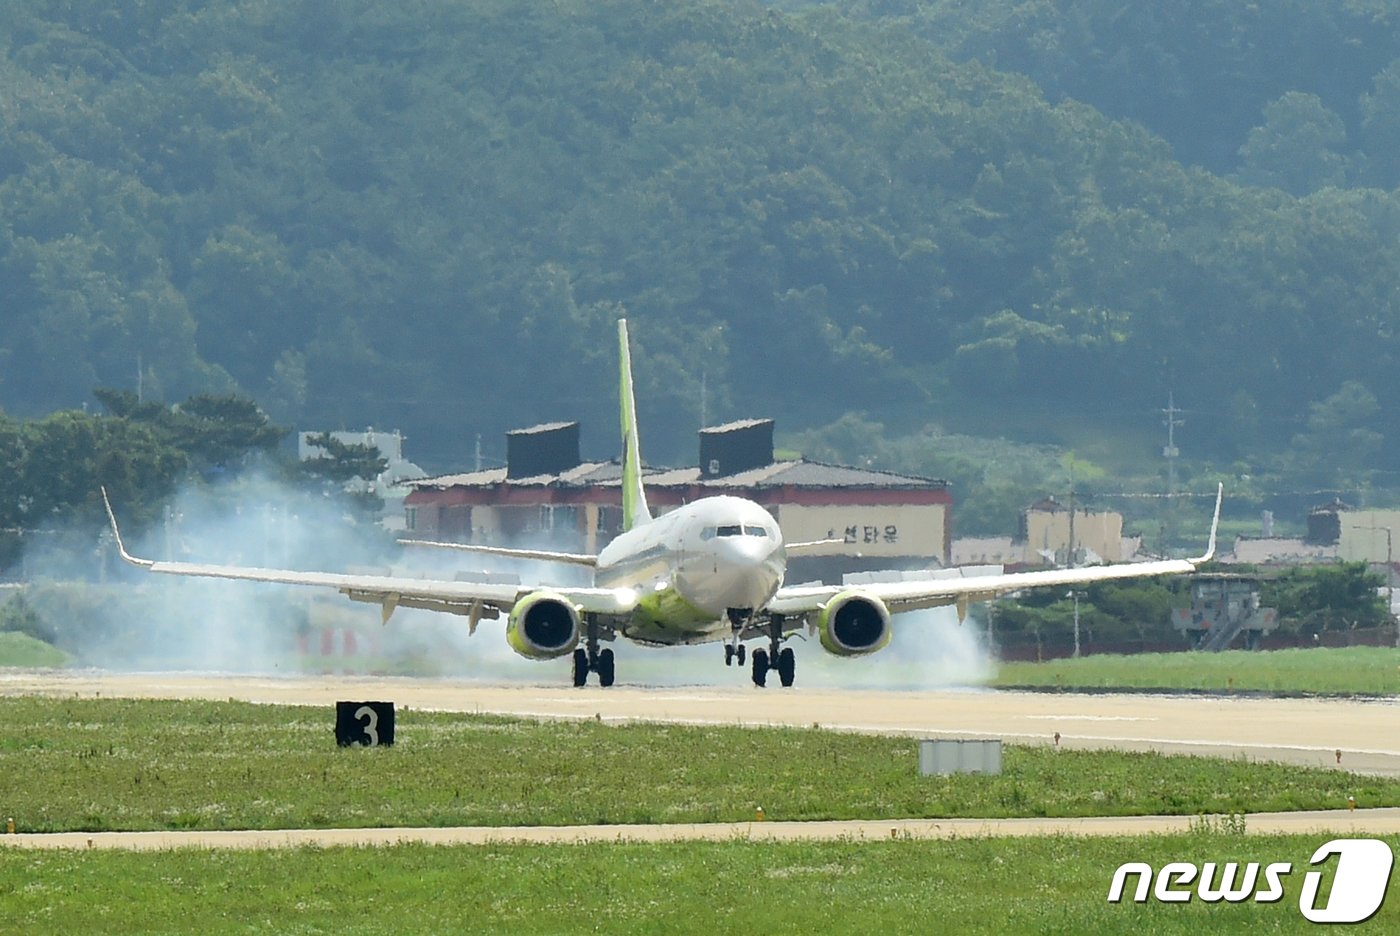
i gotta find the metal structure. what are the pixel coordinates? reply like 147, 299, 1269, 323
918, 739, 1003, 776
1171, 573, 1278, 651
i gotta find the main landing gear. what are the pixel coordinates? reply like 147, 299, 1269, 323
747, 614, 795, 689
573, 617, 614, 687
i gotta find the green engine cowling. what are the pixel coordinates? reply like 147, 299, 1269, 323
506, 591, 581, 659
817, 590, 892, 657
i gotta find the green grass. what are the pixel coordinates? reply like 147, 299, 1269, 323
0, 631, 68, 668
992, 646, 1400, 695
0, 698, 1395, 833
1, 834, 1394, 935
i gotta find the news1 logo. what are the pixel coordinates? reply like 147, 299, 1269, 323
1107, 839, 1394, 924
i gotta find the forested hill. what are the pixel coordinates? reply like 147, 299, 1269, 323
5, 0, 1400, 481
826, 0, 1400, 183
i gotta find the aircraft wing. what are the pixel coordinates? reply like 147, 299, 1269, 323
397, 538, 598, 567
768, 556, 1198, 616
102, 491, 637, 624
770, 484, 1222, 619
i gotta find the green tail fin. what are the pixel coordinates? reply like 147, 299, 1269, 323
618, 319, 652, 531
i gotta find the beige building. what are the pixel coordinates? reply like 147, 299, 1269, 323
1336, 509, 1400, 563
1018, 498, 1125, 565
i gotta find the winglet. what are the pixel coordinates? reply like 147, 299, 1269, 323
618, 319, 652, 532
1189, 483, 1224, 565
100, 487, 154, 569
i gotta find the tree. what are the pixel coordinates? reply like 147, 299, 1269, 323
1236, 92, 1350, 195
1262, 562, 1387, 634
1285, 381, 1384, 490
1360, 59, 1400, 188
95, 390, 287, 476
299, 433, 389, 484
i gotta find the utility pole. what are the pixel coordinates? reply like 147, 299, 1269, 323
1068, 590, 1082, 658
700, 369, 708, 430
1371, 524, 1396, 648
1161, 392, 1185, 549
1067, 458, 1076, 568
1162, 391, 1183, 495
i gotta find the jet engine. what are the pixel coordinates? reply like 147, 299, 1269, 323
505, 592, 581, 659
816, 591, 892, 657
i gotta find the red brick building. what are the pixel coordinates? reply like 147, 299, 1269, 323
403, 420, 951, 583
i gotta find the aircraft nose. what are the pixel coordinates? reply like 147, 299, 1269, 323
676, 537, 785, 615
709, 540, 784, 608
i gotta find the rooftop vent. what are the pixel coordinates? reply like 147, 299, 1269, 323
699, 419, 774, 479
506, 421, 581, 479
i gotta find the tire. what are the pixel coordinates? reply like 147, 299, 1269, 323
597, 648, 615, 688
751, 648, 768, 688
777, 647, 795, 687
724, 645, 735, 666
737, 645, 746, 666
572, 648, 589, 687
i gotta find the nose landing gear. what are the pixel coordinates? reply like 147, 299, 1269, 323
724, 607, 750, 669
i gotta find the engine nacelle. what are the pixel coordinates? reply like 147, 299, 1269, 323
816, 590, 892, 657
505, 592, 581, 659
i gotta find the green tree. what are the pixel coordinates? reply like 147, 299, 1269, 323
1262, 562, 1387, 633
299, 433, 389, 484
95, 390, 287, 475
1360, 59, 1400, 187
1236, 92, 1350, 195
1285, 381, 1384, 489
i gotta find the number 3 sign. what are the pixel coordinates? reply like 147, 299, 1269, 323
335, 701, 396, 747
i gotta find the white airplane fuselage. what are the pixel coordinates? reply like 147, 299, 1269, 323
595, 495, 786, 645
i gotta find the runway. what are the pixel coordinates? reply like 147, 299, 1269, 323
3, 669, 1398, 774
3, 670, 1398, 852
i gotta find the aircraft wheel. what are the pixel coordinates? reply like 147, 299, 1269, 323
597, 648, 615, 687
751, 648, 768, 688
572, 648, 589, 687
777, 647, 796, 687
737, 645, 746, 666
724, 645, 735, 667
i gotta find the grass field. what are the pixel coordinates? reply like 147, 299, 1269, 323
0, 632, 68, 668
0, 698, 1393, 833
992, 646, 1400, 695
1, 834, 1393, 934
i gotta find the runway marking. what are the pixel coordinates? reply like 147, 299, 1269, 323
486, 709, 1400, 764
1021, 715, 1155, 722
6, 809, 1400, 851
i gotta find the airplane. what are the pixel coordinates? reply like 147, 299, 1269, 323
104, 318, 1222, 689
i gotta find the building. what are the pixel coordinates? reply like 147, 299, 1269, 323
1018, 498, 1126, 565
1336, 509, 1400, 565
402, 419, 952, 583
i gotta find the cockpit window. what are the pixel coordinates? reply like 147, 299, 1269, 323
701, 524, 772, 540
